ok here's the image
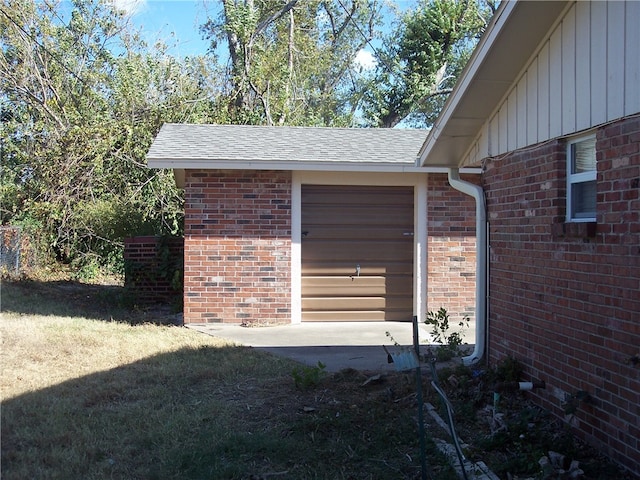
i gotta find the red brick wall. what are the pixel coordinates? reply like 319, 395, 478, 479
124, 236, 184, 304
484, 115, 640, 474
427, 173, 478, 325
183, 169, 292, 324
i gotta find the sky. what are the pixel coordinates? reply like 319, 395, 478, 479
110, 0, 416, 67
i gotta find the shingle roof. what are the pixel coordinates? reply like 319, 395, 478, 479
147, 123, 428, 168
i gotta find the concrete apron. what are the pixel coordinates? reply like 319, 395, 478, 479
187, 321, 477, 373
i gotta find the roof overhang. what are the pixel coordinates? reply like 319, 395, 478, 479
167, 162, 481, 188
418, 0, 570, 168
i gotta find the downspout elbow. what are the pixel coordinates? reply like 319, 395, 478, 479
447, 168, 487, 366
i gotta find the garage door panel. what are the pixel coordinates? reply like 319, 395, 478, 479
303, 311, 388, 322
302, 263, 413, 275
302, 225, 413, 240
302, 241, 413, 262
303, 208, 414, 226
303, 310, 412, 322
301, 185, 414, 322
303, 275, 413, 295
302, 296, 412, 310
302, 187, 413, 205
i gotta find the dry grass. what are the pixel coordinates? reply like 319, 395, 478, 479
1, 279, 455, 480
1, 315, 229, 399
5, 278, 626, 479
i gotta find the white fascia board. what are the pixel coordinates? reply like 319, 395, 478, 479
149, 158, 481, 174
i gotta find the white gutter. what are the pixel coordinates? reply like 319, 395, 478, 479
447, 168, 487, 366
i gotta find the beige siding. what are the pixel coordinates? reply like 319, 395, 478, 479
625, 1, 640, 110
463, 0, 640, 166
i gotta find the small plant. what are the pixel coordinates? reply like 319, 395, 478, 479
292, 361, 327, 390
494, 356, 524, 382
424, 307, 469, 361
562, 390, 592, 415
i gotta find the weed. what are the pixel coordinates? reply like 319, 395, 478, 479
493, 356, 523, 382
291, 361, 327, 390
425, 307, 469, 361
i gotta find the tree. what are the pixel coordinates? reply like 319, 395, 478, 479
202, 0, 384, 126
0, 0, 219, 275
361, 0, 496, 128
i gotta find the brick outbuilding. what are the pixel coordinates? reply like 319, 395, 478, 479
148, 126, 479, 327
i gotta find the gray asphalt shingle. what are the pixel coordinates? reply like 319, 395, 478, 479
147, 123, 428, 166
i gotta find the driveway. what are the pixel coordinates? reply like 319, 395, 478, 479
188, 321, 476, 372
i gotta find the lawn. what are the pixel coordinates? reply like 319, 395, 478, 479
0, 279, 455, 480
1, 279, 631, 480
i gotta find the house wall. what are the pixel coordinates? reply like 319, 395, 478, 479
463, 0, 640, 167
427, 174, 477, 325
182, 169, 478, 327
484, 115, 640, 474
183, 169, 292, 324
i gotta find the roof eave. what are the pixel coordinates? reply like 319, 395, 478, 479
150, 160, 482, 186
418, 0, 571, 168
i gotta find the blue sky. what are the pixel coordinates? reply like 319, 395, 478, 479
112, 0, 416, 63
113, 0, 216, 56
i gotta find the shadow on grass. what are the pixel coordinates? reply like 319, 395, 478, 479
1, 279, 179, 324
1, 344, 447, 480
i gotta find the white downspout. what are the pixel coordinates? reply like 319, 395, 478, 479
447, 168, 487, 366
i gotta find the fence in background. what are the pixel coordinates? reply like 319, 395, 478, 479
0, 226, 35, 275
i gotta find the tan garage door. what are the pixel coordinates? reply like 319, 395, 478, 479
301, 185, 414, 322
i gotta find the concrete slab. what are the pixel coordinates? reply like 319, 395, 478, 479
188, 322, 476, 372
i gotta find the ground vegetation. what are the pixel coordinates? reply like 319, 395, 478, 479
1, 278, 632, 480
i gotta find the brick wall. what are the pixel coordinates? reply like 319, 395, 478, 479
427, 173, 478, 325
484, 115, 640, 474
124, 236, 184, 304
183, 169, 292, 324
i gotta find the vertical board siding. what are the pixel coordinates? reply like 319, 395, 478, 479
548, 24, 563, 138
537, 41, 551, 141
498, 105, 508, 153
462, 1, 639, 167
526, 60, 538, 145
575, 1, 591, 131
517, 77, 528, 148
591, 1, 608, 126
606, 2, 625, 119
624, 1, 640, 113
561, 4, 576, 135
507, 90, 518, 151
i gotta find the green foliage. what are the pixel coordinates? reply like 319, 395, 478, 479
425, 307, 469, 361
493, 356, 524, 383
1, 0, 499, 276
0, 0, 216, 274
203, 0, 383, 126
361, 0, 496, 127
291, 361, 327, 390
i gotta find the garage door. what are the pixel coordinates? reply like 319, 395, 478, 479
301, 185, 414, 322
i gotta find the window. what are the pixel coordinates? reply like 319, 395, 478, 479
567, 134, 596, 222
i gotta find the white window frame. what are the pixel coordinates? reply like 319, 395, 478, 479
566, 133, 597, 222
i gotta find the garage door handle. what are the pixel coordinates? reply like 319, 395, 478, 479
403, 232, 414, 236
350, 264, 360, 281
